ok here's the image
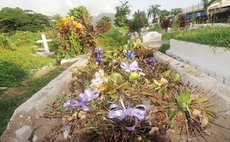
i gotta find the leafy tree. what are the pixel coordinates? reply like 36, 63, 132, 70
159, 9, 170, 21
0, 7, 50, 32
114, 1, 131, 27
68, 6, 90, 23
170, 8, 182, 17
96, 16, 112, 33
129, 11, 148, 32
147, 4, 161, 23
202, 0, 221, 22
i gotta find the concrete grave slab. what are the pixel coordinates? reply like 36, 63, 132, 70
167, 39, 230, 87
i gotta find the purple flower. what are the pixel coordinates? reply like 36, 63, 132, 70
124, 50, 135, 59
95, 48, 104, 65
144, 58, 156, 68
121, 61, 142, 73
63, 88, 100, 112
108, 97, 150, 131
95, 48, 104, 58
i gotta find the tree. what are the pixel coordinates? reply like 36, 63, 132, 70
0, 7, 50, 32
170, 8, 182, 17
147, 4, 161, 23
114, 1, 131, 27
202, 0, 221, 22
129, 11, 148, 32
96, 16, 112, 33
159, 9, 170, 21
68, 6, 90, 23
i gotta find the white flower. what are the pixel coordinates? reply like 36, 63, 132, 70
121, 61, 142, 73
90, 69, 109, 90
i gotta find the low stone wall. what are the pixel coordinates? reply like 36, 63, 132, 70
155, 52, 230, 142
167, 39, 230, 86
0, 55, 89, 142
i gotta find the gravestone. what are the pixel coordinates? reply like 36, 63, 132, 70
143, 32, 162, 43
36, 33, 55, 56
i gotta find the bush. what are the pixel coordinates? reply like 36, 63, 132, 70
178, 14, 187, 29
56, 16, 96, 60
160, 18, 170, 32
159, 44, 170, 53
148, 24, 162, 33
96, 16, 112, 33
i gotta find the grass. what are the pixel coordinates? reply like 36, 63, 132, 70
0, 63, 73, 135
96, 27, 130, 50
162, 27, 230, 48
0, 47, 55, 87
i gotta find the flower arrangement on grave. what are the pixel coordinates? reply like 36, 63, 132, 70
45, 41, 215, 141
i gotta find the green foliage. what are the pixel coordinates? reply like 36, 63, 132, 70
162, 27, 230, 48
0, 60, 27, 87
147, 4, 161, 23
114, 1, 131, 27
177, 90, 191, 111
68, 6, 90, 22
0, 7, 50, 32
170, 8, 182, 17
159, 9, 170, 21
56, 16, 96, 60
0, 63, 71, 135
96, 16, 112, 33
96, 27, 129, 50
148, 24, 162, 32
0, 47, 55, 87
159, 44, 170, 53
129, 11, 148, 32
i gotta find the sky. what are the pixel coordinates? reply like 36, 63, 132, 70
0, 0, 201, 17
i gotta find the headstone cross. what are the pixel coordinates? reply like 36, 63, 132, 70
36, 33, 52, 53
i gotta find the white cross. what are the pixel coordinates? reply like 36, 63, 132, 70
36, 33, 52, 53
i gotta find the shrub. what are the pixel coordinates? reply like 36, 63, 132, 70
159, 44, 170, 53
178, 14, 187, 29
160, 18, 170, 32
96, 16, 112, 33
56, 16, 96, 60
128, 11, 148, 32
148, 24, 162, 33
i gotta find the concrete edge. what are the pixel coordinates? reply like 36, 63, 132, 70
155, 51, 230, 112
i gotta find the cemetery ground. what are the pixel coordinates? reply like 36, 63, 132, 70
0, 30, 74, 134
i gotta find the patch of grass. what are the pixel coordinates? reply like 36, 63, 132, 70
96, 27, 130, 50
0, 63, 72, 135
162, 27, 230, 48
0, 47, 55, 87
159, 44, 170, 54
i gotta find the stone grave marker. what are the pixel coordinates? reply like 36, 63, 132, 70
36, 33, 55, 56
143, 31, 162, 43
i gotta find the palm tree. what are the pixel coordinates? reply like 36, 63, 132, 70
202, 0, 221, 22
147, 4, 161, 23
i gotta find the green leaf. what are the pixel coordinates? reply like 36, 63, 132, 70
173, 73, 180, 82
163, 70, 171, 77
177, 89, 191, 111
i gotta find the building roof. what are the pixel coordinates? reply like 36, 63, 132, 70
182, 0, 230, 14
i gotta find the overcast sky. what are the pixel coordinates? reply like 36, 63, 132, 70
0, 0, 201, 16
